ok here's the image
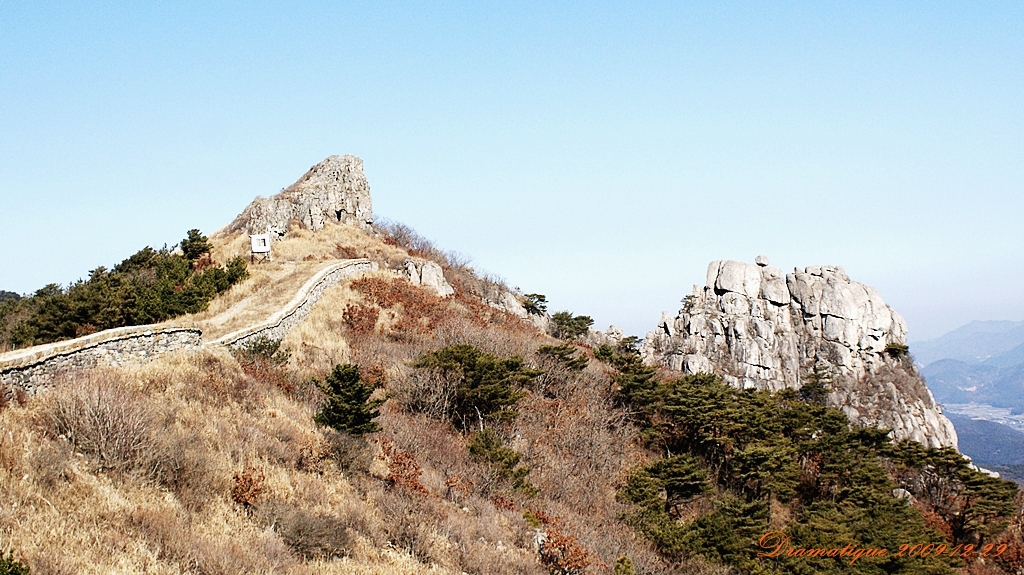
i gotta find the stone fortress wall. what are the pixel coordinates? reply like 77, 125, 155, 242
215, 258, 377, 348
0, 327, 201, 393
1, 259, 377, 393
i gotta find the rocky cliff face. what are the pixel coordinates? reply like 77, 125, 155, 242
641, 257, 958, 449
230, 155, 373, 236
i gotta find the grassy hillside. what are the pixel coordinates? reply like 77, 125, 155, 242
1, 219, 1022, 575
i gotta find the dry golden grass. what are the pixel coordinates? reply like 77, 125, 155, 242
0, 348, 546, 574
208, 219, 409, 269
169, 260, 328, 339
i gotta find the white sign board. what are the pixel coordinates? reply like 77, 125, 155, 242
249, 234, 271, 254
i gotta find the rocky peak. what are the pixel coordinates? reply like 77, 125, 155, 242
230, 155, 373, 236
641, 258, 958, 449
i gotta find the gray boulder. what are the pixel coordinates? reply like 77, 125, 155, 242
404, 259, 455, 297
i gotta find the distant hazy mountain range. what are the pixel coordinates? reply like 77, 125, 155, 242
947, 414, 1024, 485
914, 321, 1024, 475
912, 320, 1024, 366
914, 321, 1024, 414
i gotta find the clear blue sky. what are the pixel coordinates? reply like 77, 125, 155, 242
1, 1, 1022, 340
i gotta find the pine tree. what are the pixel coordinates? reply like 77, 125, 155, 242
314, 364, 384, 436
413, 344, 536, 430
180, 229, 212, 262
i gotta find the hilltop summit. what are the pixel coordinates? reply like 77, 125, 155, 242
229, 154, 373, 236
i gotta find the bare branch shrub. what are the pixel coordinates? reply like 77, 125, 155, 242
43, 372, 157, 474
392, 368, 456, 421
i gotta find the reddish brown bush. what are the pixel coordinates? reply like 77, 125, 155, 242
231, 466, 266, 508
380, 439, 429, 495
334, 243, 360, 259
342, 303, 380, 334
352, 276, 447, 334
445, 474, 474, 504
528, 510, 595, 575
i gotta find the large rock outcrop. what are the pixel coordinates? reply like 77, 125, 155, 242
641, 257, 958, 449
230, 155, 373, 236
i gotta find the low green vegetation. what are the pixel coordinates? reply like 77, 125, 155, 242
521, 293, 548, 315
0, 551, 29, 575
884, 342, 910, 358
598, 345, 1021, 575
467, 427, 536, 494
536, 343, 589, 372
0, 230, 247, 349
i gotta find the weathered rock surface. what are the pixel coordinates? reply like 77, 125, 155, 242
587, 325, 625, 347
404, 259, 455, 297
230, 155, 373, 236
641, 259, 958, 449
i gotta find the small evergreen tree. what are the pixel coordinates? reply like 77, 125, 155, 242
537, 343, 589, 372
413, 344, 537, 431
884, 342, 910, 359
522, 293, 548, 315
467, 428, 535, 493
550, 311, 593, 340
799, 363, 832, 404
180, 229, 212, 262
314, 364, 384, 436
613, 556, 635, 575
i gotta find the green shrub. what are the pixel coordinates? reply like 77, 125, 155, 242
413, 344, 538, 431
550, 311, 593, 340
613, 369, 1019, 574
594, 344, 659, 412
798, 363, 832, 404
237, 336, 289, 365
613, 556, 635, 575
0, 551, 29, 575
314, 364, 384, 436
536, 343, 588, 372
179, 228, 212, 262
884, 342, 910, 358
522, 293, 548, 315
